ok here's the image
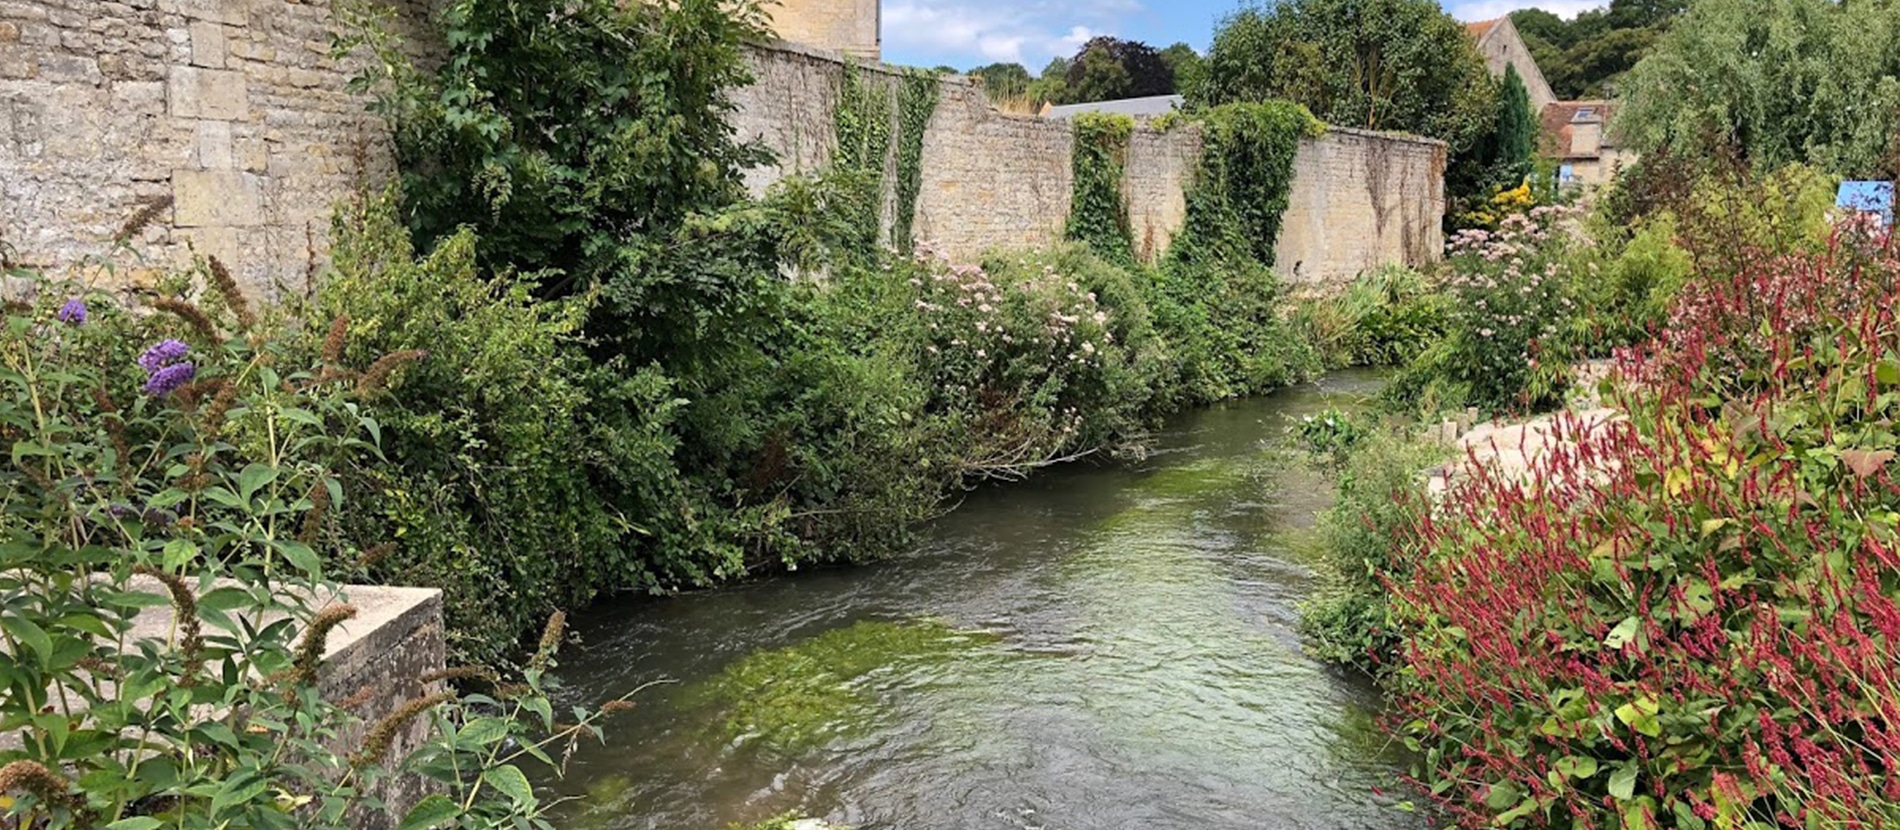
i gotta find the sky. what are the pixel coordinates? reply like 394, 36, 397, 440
880, 0, 1608, 70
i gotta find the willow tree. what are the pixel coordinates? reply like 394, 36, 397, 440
1617, 0, 1900, 178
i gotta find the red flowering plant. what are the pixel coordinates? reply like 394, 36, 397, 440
1385, 220, 1900, 828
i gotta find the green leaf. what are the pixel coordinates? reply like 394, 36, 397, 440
1608, 762, 1638, 801
458, 716, 511, 747
1616, 695, 1662, 737
1552, 755, 1598, 779
238, 462, 279, 503
396, 794, 461, 830
1604, 616, 1641, 649
104, 819, 165, 830
481, 763, 536, 809
1878, 359, 1900, 386
271, 539, 323, 577
162, 538, 199, 571
2, 615, 54, 669
1484, 779, 1522, 809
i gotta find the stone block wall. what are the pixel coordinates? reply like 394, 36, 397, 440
730, 42, 1446, 291
765, 0, 877, 62
2, 5, 1442, 297
0, 0, 432, 300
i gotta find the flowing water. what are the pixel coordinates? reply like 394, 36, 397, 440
545, 370, 1418, 830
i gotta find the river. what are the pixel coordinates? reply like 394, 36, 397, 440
543, 369, 1418, 829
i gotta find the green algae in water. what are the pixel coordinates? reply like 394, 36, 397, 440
681, 618, 999, 755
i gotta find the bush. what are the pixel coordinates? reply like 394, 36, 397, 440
0, 260, 612, 828
1299, 425, 1439, 674
1388, 205, 1585, 414
1385, 224, 1900, 826
298, 193, 682, 664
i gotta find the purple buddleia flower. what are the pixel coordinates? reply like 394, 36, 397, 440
137, 339, 190, 373
142, 361, 196, 396
56, 298, 87, 325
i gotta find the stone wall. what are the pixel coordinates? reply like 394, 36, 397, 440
0, 0, 433, 300
1, 5, 1442, 296
731, 42, 1446, 290
765, 0, 878, 62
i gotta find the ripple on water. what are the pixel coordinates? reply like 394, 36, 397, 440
545, 370, 1422, 830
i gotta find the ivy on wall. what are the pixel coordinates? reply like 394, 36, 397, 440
893, 72, 940, 252
834, 63, 895, 247
1065, 112, 1137, 264
1171, 102, 1325, 269
832, 63, 940, 253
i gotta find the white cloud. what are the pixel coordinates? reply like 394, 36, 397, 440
883, 0, 1130, 68
1446, 0, 1608, 22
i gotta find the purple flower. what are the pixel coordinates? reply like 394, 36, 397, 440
142, 361, 196, 396
137, 339, 190, 373
56, 298, 87, 325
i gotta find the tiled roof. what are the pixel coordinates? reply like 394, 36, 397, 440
1540, 100, 1615, 158
1466, 18, 1502, 40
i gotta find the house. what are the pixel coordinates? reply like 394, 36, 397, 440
1540, 100, 1635, 187
1466, 17, 1558, 113
768, 0, 881, 61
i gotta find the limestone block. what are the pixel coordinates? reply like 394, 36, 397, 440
189, 20, 224, 68
163, 0, 248, 26
167, 65, 247, 120
0, 21, 18, 42
195, 119, 231, 168
171, 169, 262, 226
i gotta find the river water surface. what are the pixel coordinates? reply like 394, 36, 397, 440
546, 370, 1415, 829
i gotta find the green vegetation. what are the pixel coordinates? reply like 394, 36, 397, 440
1066, 113, 1136, 263
1617, 0, 1900, 178
0, 257, 615, 828
682, 619, 996, 754
1511, 0, 1684, 100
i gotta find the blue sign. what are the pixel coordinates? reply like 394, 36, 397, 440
1837, 181, 1894, 225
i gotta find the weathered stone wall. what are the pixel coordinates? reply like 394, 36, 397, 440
2, 6, 1442, 296
730, 42, 1446, 290
764, 0, 878, 62
0, 0, 433, 300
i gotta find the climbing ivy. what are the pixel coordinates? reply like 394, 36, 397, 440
1171, 102, 1325, 268
834, 63, 895, 246
1066, 112, 1137, 264
893, 71, 940, 252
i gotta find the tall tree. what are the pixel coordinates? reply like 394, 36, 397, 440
1619, 0, 1900, 178
1060, 36, 1176, 103
1196, 0, 1494, 146
971, 62, 1033, 100
1160, 42, 1205, 97
1493, 65, 1537, 185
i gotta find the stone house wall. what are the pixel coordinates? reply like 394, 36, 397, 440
765, 0, 877, 61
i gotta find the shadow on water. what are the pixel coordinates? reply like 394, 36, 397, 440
542, 369, 1421, 830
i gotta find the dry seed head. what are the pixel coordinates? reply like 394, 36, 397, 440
152, 297, 221, 343
353, 691, 456, 769
418, 665, 496, 685
321, 314, 350, 364
297, 481, 333, 543
355, 349, 427, 395
198, 379, 236, 435
531, 610, 568, 672
292, 604, 358, 685
0, 760, 81, 811
132, 565, 203, 686
114, 196, 174, 244
358, 541, 397, 570
333, 684, 377, 710
207, 256, 256, 330
600, 700, 637, 715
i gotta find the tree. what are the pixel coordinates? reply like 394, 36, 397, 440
1619, 0, 1900, 178
1060, 36, 1175, 104
1196, 0, 1495, 148
1510, 3, 1680, 100
970, 61, 1033, 100
1493, 65, 1537, 185
1160, 42, 1205, 97
1026, 57, 1070, 106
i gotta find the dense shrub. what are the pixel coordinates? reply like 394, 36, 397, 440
1299, 426, 1439, 674
1386, 224, 1900, 826
1303, 265, 1450, 368
0, 262, 615, 828
297, 194, 682, 663
1388, 205, 1586, 414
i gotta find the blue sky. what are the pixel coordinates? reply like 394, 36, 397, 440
881, 0, 1607, 70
